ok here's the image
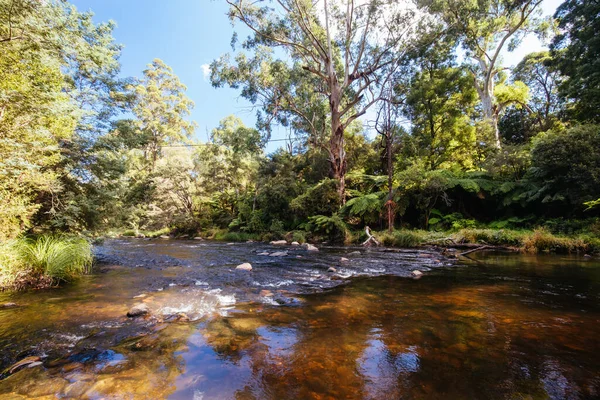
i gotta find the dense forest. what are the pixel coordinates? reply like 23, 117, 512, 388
1, 0, 600, 288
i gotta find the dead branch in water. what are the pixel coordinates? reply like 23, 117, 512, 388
362, 226, 380, 247
458, 245, 494, 256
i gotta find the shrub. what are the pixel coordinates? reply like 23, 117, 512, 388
305, 214, 347, 243
455, 228, 526, 247
0, 235, 93, 289
522, 228, 587, 253
291, 231, 307, 244
213, 231, 257, 242
377, 230, 426, 248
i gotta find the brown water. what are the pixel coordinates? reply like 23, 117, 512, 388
0, 239, 599, 399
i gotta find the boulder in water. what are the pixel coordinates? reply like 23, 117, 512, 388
127, 303, 150, 318
291, 241, 300, 246
269, 251, 288, 257
303, 243, 319, 252
349, 251, 361, 255
340, 257, 349, 262
411, 270, 423, 279
159, 235, 170, 239
270, 240, 288, 245
193, 236, 203, 240
327, 267, 337, 273
236, 263, 253, 271
257, 252, 270, 256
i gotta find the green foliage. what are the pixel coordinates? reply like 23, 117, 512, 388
290, 179, 340, 219
0, 235, 92, 289
528, 125, 600, 209
341, 193, 384, 223
585, 199, 600, 211
306, 214, 347, 242
428, 210, 476, 231
132, 59, 195, 169
551, 0, 600, 122
213, 231, 257, 242
377, 230, 426, 248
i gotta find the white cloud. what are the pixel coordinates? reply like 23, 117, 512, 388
201, 64, 210, 80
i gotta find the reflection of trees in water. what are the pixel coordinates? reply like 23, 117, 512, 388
198, 277, 599, 399
0, 323, 196, 399
3, 274, 597, 399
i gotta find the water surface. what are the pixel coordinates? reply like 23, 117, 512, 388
0, 239, 598, 399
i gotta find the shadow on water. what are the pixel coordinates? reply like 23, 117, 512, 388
0, 240, 599, 399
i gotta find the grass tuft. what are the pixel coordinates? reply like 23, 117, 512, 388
0, 235, 93, 290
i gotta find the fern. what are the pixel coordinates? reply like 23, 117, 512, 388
342, 192, 384, 218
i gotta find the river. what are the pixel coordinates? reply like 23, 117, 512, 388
0, 238, 599, 399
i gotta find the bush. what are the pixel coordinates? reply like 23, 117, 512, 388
305, 214, 347, 243
455, 228, 525, 247
0, 235, 93, 289
528, 125, 600, 210
291, 231, 307, 244
522, 228, 588, 253
213, 231, 257, 242
377, 230, 426, 248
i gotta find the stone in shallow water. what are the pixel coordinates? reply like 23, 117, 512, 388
126, 303, 149, 318
304, 244, 319, 252
328, 267, 337, 273
270, 240, 288, 245
236, 263, 253, 271
340, 257, 349, 262
269, 251, 288, 257
411, 270, 423, 279
291, 241, 300, 246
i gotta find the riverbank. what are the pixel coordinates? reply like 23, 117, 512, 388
117, 226, 600, 255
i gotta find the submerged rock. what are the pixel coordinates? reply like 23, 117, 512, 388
269, 251, 288, 257
257, 252, 270, 256
236, 263, 253, 271
176, 312, 190, 322
270, 240, 288, 245
127, 303, 149, 318
349, 251, 361, 255
7, 356, 41, 374
411, 270, 423, 279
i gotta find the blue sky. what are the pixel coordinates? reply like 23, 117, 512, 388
72, 0, 562, 153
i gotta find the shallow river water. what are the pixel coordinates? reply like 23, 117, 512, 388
0, 239, 599, 399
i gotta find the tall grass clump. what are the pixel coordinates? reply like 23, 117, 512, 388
377, 230, 426, 248
0, 235, 93, 290
521, 228, 588, 253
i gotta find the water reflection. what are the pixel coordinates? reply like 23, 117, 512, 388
0, 246, 599, 399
